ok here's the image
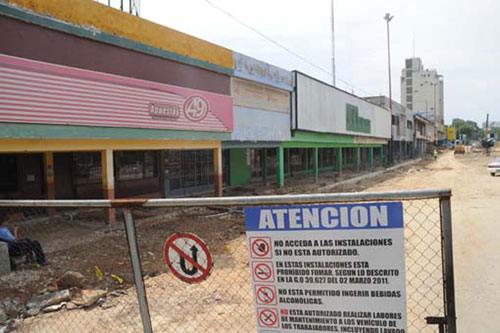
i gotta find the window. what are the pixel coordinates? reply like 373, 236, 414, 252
405, 59, 412, 69
407, 120, 413, 130
406, 87, 412, 94
407, 103, 413, 110
73, 153, 102, 185
406, 69, 413, 77
407, 79, 413, 86
164, 150, 214, 192
0, 154, 17, 192
392, 115, 400, 126
114, 151, 159, 181
407, 95, 413, 102
250, 149, 263, 178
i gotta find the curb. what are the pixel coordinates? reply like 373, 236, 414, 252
319, 158, 424, 191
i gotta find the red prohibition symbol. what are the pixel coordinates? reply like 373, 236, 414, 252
163, 233, 213, 284
250, 237, 272, 259
252, 262, 274, 282
258, 308, 280, 328
256, 285, 277, 305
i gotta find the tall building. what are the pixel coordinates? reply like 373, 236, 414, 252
401, 58, 444, 126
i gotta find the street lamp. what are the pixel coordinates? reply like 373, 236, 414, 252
384, 13, 394, 111
331, 0, 336, 86
384, 13, 394, 164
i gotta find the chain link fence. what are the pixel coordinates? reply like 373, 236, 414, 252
0, 189, 456, 333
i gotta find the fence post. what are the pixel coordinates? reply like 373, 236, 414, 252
123, 209, 153, 333
440, 195, 457, 333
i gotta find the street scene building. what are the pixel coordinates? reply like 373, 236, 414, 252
0, 0, 398, 207
2, 1, 500, 333
364, 96, 416, 163
401, 57, 445, 143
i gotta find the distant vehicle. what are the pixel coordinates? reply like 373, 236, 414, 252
488, 157, 500, 176
442, 141, 454, 149
454, 144, 466, 155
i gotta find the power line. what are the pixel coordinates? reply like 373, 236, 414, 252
202, 0, 378, 97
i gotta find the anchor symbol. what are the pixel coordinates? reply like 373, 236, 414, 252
180, 245, 199, 276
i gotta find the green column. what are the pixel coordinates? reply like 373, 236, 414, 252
355, 147, 360, 172
381, 145, 386, 167
263, 148, 267, 184
336, 147, 343, 176
277, 146, 285, 188
313, 147, 319, 183
368, 147, 374, 170
287, 148, 291, 177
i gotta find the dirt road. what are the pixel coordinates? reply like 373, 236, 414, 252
6, 150, 499, 332
367, 150, 500, 332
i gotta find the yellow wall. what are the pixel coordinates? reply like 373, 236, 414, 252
5, 0, 233, 70
0, 138, 221, 152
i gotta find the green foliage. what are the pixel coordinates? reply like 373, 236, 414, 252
450, 118, 482, 142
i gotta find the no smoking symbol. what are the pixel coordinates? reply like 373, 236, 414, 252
257, 308, 280, 328
256, 285, 277, 305
250, 237, 272, 259
252, 262, 274, 282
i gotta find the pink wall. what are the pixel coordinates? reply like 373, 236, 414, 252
0, 54, 233, 132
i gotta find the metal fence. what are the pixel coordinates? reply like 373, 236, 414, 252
0, 189, 456, 333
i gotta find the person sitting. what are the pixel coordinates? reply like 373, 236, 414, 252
0, 218, 46, 270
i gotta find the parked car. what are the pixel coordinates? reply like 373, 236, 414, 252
488, 157, 500, 176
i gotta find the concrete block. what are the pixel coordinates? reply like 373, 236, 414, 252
0, 242, 11, 275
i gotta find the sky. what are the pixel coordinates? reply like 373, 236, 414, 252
123, 0, 499, 125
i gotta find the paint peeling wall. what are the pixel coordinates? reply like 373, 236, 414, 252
3, 0, 233, 70
233, 52, 293, 91
232, 107, 290, 142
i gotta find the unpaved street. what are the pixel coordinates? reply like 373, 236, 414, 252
367, 151, 500, 332
7, 150, 499, 332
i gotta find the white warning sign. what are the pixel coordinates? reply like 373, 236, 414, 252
245, 202, 408, 333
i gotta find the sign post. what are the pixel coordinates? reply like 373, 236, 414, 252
245, 202, 408, 332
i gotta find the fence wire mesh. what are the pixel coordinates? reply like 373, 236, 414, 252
0, 194, 450, 333
0, 206, 141, 333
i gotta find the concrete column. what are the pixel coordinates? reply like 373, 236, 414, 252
101, 149, 116, 224
313, 147, 319, 183
43, 152, 56, 215
355, 147, 360, 172
159, 151, 166, 197
369, 148, 374, 169
262, 148, 268, 185
336, 148, 343, 177
277, 146, 285, 188
213, 146, 223, 197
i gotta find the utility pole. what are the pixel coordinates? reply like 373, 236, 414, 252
384, 13, 394, 164
331, 0, 336, 86
384, 13, 394, 111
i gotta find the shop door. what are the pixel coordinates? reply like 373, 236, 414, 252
54, 153, 76, 199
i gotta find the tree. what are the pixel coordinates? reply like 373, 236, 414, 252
450, 118, 482, 143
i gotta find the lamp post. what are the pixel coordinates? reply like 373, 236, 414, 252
384, 13, 394, 110
331, 0, 336, 86
384, 13, 394, 164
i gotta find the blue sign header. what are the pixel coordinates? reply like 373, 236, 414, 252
245, 202, 403, 232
